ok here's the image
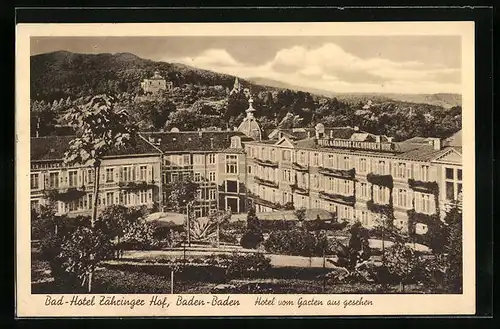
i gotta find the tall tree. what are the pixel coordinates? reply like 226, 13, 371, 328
63, 94, 135, 292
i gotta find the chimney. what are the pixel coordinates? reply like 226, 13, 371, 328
354, 126, 359, 131
387, 137, 393, 143
210, 137, 214, 149
157, 138, 162, 146
307, 131, 311, 139
233, 126, 238, 131
375, 135, 381, 143
428, 138, 441, 150
330, 130, 334, 138
198, 130, 203, 138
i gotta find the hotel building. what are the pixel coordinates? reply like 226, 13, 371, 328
30, 134, 163, 216
244, 123, 462, 232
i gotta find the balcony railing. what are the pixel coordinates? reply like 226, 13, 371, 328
44, 187, 87, 202
318, 167, 356, 180
366, 173, 394, 189
366, 199, 393, 215
319, 191, 355, 206
290, 184, 309, 195
292, 162, 309, 172
247, 192, 283, 210
254, 176, 279, 189
119, 180, 158, 190
255, 158, 279, 168
408, 179, 439, 194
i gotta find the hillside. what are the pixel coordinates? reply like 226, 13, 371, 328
30, 50, 272, 101
30, 51, 462, 142
248, 77, 461, 109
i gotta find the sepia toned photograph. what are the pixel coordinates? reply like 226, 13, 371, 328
16, 21, 475, 317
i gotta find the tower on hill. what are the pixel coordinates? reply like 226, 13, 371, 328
229, 77, 242, 95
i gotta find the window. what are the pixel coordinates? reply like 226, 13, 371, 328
358, 182, 370, 199
343, 156, 350, 170
312, 153, 319, 166
194, 172, 201, 182
397, 163, 406, 179
30, 174, 39, 189
378, 161, 385, 174
49, 172, 59, 188
283, 169, 292, 183
106, 192, 113, 206
420, 165, 429, 181
182, 172, 191, 181
68, 171, 78, 187
445, 167, 463, 201
226, 180, 238, 193
208, 154, 216, 164
271, 149, 276, 162
359, 158, 367, 173
209, 189, 216, 200
123, 191, 133, 205
209, 172, 216, 182
298, 151, 306, 165
183, 154, 191, 166
106, 168, 114, 183
373, 185, 389, 204
225, 155, 238, 174
311, 174, 319, 189
193, 154, 204, 165
171, 173, 178, 182
282, 150, 291, 161
360, 211, 369, 226
87, 169, 94, 184
122, 167, 132, 182
139, 166, 147, 181
325, 154, 334, 168
396, 189, 409, 208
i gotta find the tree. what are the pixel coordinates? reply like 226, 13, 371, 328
208, 209, 232, 248
294, 207, 307, 228
443, 195, 463, 292
63, 94, 136, 292
240, 205, 264, 249
383, 241, 419, 292
166, 178, 199, 245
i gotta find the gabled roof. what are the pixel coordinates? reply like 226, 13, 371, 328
140, 131, 247, 153
31, 134, 161, 162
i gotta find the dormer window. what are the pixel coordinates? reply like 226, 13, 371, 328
230, 136, 242, 149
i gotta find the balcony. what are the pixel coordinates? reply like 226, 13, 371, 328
43, 187, 87, 202
319, 191, 355, 206
318, 167, 356, 180
366, 173, 394, 189
255, 158, 279, 168
408, 179, 439, 194
290, 184, 309, 196
119, 180, 158, 190
254, 176, 279, 189
292, 162, 309, 172
366, 199, 393, 215
247, 192, 283, 210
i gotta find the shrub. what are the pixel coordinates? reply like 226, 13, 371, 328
264, 229, 318, 256
219, 229, 239, 244
225, 253, 271, 279
240, 230, 264, 249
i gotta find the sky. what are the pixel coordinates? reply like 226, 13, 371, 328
31, 36, 462, 94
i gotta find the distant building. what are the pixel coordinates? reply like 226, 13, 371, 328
229, 77, 241, 96
141, 71, 172, 94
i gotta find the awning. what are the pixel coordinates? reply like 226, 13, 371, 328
145, 212, 186, 228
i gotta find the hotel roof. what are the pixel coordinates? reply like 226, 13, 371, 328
140, 131, 249, 153
31, 134, 161, 162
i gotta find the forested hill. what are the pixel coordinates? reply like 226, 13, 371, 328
30, 50, 271, 101
30, 51, 462, 142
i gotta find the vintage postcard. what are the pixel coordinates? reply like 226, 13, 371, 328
16, 21, 475, 317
